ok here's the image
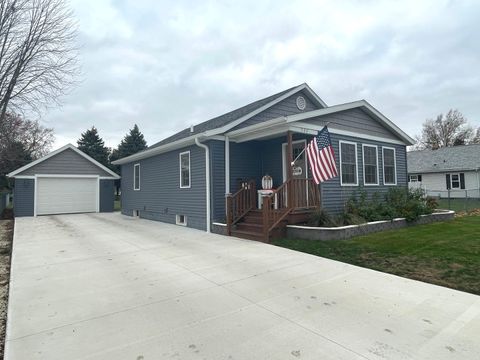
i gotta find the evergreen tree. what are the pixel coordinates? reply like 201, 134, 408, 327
77, 127, 110, 167
115, 124, 147, 159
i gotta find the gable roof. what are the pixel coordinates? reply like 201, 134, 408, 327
113, 83, 327, 165
286, 100, 415, 145
407, 144, 480, 174
7, 143, 120, 178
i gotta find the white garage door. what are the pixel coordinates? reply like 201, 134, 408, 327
36, 177, 98, 215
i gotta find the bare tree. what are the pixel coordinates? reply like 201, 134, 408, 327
414, 109, 478, 150
0, 0, 78, 122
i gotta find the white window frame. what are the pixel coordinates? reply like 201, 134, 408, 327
382, 146, 397, 186
409, 175, 419, 182
179, 151, 191, 189
362, 144, 379, 186
176, 214, 187, 226
339, 140, 359, 186
450, 173, 460, 189
133, 163, 140, 191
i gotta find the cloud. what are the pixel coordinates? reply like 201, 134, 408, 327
41, 0, 480, 149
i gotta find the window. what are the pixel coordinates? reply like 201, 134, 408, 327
409, 174, 422, 182
362, 145, 379, 185
382, 147, 397, 185
176, 214, 187, 226
451, 173, 460, 189
339, 141, 358, 185
179, 151, 191, 188
133, 164, 140, 190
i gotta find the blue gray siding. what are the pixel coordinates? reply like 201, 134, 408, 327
209, 140, 226, 222
99, 179, 115, 212
121, 145, 207, 230
13, 179, 34, 217
320, 133, 407, 214
303, 108, 401, 141
231, 91, 319, 131
16, 148, 112, 177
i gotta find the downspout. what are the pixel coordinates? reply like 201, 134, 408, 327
225, 136, 230, 194
195, 137, 211, 233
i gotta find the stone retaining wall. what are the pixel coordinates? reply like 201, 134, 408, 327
286, 210, 455, 241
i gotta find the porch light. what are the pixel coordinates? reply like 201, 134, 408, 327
262, 174, 273, 190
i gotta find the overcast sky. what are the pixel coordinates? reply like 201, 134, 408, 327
44, 0, 480, 149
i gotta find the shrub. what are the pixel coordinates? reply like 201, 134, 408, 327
308, 208, 337, 227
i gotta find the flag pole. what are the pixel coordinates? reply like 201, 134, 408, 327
290, 123, 330, 166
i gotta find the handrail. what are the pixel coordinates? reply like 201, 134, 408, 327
226, 180, 256, 235
261, 178, 320, 241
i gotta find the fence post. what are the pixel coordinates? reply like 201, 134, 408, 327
448, 189, 451, 210
262, 196, 271, 242
465, 190, 468, 212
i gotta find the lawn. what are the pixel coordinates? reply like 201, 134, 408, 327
273, 215, 480, 295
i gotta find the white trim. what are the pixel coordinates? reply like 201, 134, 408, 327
286, 100, 415, 145
450, 173, 461, 189
362, 144, 379, 186
339, 140, 359, 186
382, 146, 397, 185
176, 214, 187, 226
294, 122, 407, 145
133, 164, 140, 191
225, 136, 230, 194
179, 151, 191, 189
281, 139, 307, 182
195, 138, 211, 233
33, 174, 100, 217
99, 176, 118, 180
7, 143, 120, 178
13, 175, 35, 179
35, 174, 99, 178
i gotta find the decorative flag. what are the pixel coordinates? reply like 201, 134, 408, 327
306, 126, 338, 184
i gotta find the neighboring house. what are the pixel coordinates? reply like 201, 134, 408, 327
407, 145, 480, 198
7, 144, 120, 216
113, 83, 414, 240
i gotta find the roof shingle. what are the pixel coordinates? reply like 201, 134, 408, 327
407, 145, 480, 173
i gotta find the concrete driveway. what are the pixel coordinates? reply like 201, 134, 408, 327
5, 213, 480, 360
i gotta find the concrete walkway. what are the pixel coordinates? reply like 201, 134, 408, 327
5, 213, 480, 359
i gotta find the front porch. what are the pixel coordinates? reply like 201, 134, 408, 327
221, 130, 321, 242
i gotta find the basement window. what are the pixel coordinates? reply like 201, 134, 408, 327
176, 214, 187, 226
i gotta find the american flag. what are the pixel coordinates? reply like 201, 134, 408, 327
306, 127, 338, 184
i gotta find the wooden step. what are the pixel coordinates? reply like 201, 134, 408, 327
230, 229, 266, 242
235, 222, 263, 232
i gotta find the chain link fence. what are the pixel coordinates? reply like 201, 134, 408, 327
421, 188, 480, 212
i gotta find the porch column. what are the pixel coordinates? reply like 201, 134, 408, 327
225, 135, 230, 194
287, 131, 293, 180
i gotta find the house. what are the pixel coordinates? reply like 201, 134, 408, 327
407, 145, 480, 198
7, 144, 120, 216
113, 83, 414, 241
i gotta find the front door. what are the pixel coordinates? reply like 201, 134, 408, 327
283, 140, 307, 182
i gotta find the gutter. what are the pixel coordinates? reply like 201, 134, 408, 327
195, 137, 211, 233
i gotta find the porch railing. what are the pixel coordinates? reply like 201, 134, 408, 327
226, 180, 256, 235
262, 178, 320, 240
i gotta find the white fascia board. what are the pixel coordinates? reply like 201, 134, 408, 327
303, 83, 328, 108
112, 135, 200, 165
286, 100, 415, 145
293, 122, 407, 145
7, 144, 120, 179
203, 84, 308, 136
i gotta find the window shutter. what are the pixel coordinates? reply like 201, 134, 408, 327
418, 175, 422, 182
460, 173, 465, 189
408, 176, 410, 182
446, 174, 451, 190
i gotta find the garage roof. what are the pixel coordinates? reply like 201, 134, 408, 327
7, 144, 120, 179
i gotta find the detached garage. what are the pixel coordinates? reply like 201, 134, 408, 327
8, 144, 120, 217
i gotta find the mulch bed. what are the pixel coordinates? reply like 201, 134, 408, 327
0, 215, 13, 359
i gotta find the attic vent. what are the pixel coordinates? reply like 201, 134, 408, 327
296, 96, 306, 110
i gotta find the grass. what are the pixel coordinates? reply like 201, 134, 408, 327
436, 198, 480, 212
114, 200, 121, 211
273, 215, 480, 295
